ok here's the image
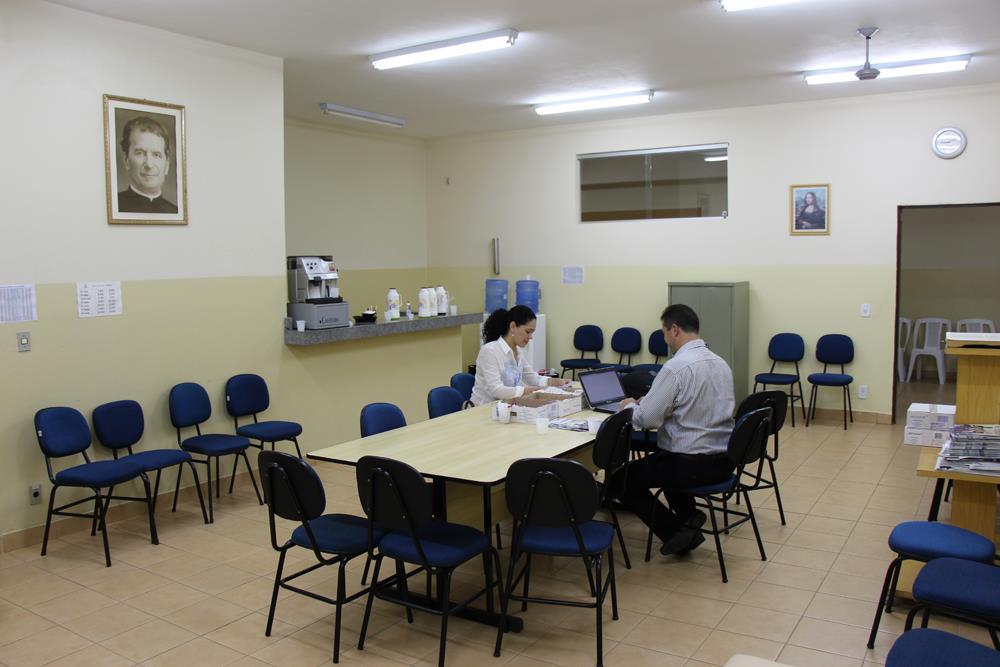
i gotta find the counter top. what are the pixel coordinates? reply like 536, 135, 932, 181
285, 312, 483, 346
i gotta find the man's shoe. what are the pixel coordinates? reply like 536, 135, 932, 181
683, 510, 707, 530
659, 528, 698, 556
677, 531, 706, 555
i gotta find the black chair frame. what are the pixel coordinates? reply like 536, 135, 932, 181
735, 391, 788, 526
560, 348, 601, 379
232, 411, 303, 458
805, 361, 854, 430
261, 458, 371, 663
904, 598, 1000, 650
593, 409, 635, 569
40, 452, 158, 568
753, 358, 807, 428
173, 423, 263, 524
357, 463, 504, 667
643, 409, 772, 583
107, 445, 209, 524
495, 466, 618, 667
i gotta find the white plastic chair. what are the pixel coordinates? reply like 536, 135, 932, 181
906, 318, 950, 384
957, 318, 997, 334
897, 317, 912, 383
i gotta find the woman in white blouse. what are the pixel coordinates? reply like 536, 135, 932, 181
471, 306, 570, 406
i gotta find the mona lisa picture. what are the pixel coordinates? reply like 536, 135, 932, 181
790, 184, 829, 236
104, 94, 187, 225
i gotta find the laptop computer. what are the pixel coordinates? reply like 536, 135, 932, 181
578, 368, 627, 414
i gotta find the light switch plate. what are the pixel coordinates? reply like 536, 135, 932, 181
16, 331, 30, 352
860, 303, 871, 318
858, 384, 869, 399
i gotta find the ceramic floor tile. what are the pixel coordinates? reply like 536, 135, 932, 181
44, 643, 134, 667
691, 629, 783, 666
0, 625, 92, 667
0, 602, 56, 646
649, 591, 733, 628
736, 581, 816, 615
716, 603, 801, 643
620, 615, 712, 658
164, 596, 252, 634
142, 636, 246, 666
63, 602, 155, 642
604, 642, 687, 666
100, 618, 198, 662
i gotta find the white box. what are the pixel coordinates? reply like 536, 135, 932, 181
903, 427, 950, 447
505, 393, 583, 424
906, 403, 956, 431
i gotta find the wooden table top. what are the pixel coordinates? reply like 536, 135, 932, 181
307, 403, 605, 485
916, 446, 1000, 484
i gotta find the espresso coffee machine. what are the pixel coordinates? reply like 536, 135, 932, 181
287, 256, 350, 329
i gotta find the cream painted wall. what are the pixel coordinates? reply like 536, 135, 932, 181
425, 85, 1000, 416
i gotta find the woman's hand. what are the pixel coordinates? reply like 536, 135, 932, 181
547, 377, 571, 387
523, 385, 543, 395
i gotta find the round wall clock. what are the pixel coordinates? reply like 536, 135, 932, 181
931, 127, 967, 159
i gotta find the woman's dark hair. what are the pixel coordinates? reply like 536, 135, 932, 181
482, 305, 537, 344
661, 304, 699, 333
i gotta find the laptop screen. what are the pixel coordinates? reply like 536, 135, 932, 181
579, 369, 626, 405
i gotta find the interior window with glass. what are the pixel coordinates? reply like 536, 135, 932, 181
578, 144, 728, 222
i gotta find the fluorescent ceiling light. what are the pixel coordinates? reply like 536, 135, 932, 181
721, 0, 809, 12
319, 102, 405, 128
370, 29, 518, 70
804, 56, 970, 85
534, 90, 654, 116
704, 155, 729, 162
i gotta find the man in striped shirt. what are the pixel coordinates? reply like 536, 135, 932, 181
618, 304, 735, 555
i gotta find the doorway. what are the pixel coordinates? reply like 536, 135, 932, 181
892, 203, 1000, 423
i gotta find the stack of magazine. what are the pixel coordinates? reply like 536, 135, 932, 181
935, 424, 1000, 476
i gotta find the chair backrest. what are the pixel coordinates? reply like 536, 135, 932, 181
728, 407, 772, 488
505, 458, 598, 528
169, 382, 212, 428
591, 408, 633, 473
736, 391, 787, 436
610, 327, 642, 355
573, 325, 603, 352
92, 400, 144, 451
913, 318, 950, 351
768, 333, 805, 363
360, 402, 406, 437
427, 386, 464, 419
226, 373, 269, 417
897, 317, 912, 349
648, 329, 669, 360
815, 334, 854, 366
449, 372, 475, 403
356, 455, 434, 533
957, 318, 996, 334
35, 407, 91, 458
259, 450, 326, 522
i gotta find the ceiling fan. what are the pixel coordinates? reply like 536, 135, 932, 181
855, 27, 881, 80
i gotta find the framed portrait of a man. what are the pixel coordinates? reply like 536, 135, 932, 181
104, 95, 187, 225
790, 184, 829, 236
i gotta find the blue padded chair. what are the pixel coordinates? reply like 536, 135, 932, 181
904, 558, 1000, 649
93, 400, 208, 524
631, 329, 669, 376
806, 334, 854, 430
495, 458, 618, 667
355, 456, 503, 667
887, 628, 1000, 667
260, 451, 381, 663
450, 372, 475, 408
169, 382, 263, 523
753, 333, 807, 427
643, 407, 772, 583
594, 327, 642, 373
867, 521, 996, 648
560, 325, 603, 379
360, 402, 406, 438
35, 407, 155, 567
226, 374, 303, 458
428, 386, 464, 419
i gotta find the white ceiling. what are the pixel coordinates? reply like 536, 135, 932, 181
49, 0, 1000, 138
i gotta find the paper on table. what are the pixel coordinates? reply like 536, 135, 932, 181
0, 284, 37, 323
77, 282, 123, 318
548, 418, 588, 432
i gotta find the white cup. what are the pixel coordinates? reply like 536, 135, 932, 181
295, 320, 306, 332
587, 417, 605, 434
495, 402, 511, 424
535, 417, 549, 434
449, 305, 458, 316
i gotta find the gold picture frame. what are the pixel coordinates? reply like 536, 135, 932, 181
104, 94, 188, 225
790, 184, 829, 236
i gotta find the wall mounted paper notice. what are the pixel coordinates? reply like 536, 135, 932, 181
561, 266, 585, 285
77, 282, 122, 318
0, 284, 37, 323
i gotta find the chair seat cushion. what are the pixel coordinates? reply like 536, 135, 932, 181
807, 373, 853, 386
630, 363, 662, 374
673, 474, 737, 495
593, 363, 632, 373
292, 514, 380, 555
886, 628, 1000, 667
181, 433, 250, 456
913, 557, 1000, 618
561, 359, 600, 370
754, 373, 799, 385
888, 521, 995, 562
127, 449, 191, 471
379, 521, 488, 568
520, 520, 614, 555
55, 459, 143, 487
237, 420, 302, 442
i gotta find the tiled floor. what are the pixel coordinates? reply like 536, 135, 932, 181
1, 416, 995, 667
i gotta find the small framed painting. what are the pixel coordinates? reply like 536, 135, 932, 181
104, 94, 187, 225
790, 184, 829, 236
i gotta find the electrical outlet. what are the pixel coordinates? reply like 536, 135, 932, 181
858, 384, 869, 399
29, 483, 42, 505
860, 304, 871, 318
16, 331, 31, 352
